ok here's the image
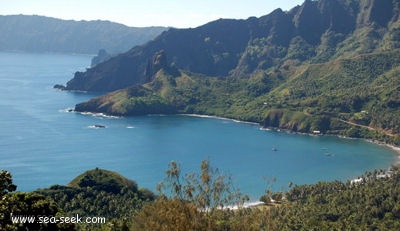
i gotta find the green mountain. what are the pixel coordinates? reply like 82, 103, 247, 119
36, 168, 155, 220
0, 169, 154, 230
64, 0, 400, 91
67, 168, 139, 193
68, 0, 400, 144
0, 15, 167, 54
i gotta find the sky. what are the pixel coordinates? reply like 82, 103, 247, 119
0, 0, 305, 28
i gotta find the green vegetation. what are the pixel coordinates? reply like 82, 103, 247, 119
68, 168, 139, 193
133, 160, 250, 230
2, 162, 400, 230
36, 168, 154, 230
132, 161, 400, 230
0, 170, 16, 196
5, 0, 400, 230
276, 167, 400, 230
65, 0, 400, 90
0, 170, 74, 231
76, 49, 400, 145
0, 168, 154, 230
71, 0, 400, 146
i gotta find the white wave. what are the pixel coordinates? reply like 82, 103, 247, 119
59, 108, 119, 119
79, 111, 120, 119
259, 127, 271, 131
180, 114, 258, 125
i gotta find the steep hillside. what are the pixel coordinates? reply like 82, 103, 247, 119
64, 18, 253, 91
259, 50, 400, 138
0, 15, 167, 54
64, 0, 400, 92
70, 0, 400, 144
75, 50, 400, 145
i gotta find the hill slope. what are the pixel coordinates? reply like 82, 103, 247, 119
74, 49, 400, 143
69, 0, 400, 144
0, 15, 167, 54
36, 168, 155, 220
68, 168, 139, 193
64, 0, 400, 92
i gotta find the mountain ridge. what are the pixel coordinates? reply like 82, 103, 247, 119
63, 0, 400, 92
0, 14, 167, 54
69, 0, 400, 144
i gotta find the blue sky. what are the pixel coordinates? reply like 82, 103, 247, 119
1, 0, 305, 28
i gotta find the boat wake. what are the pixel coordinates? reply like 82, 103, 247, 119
88, 125, 107, 129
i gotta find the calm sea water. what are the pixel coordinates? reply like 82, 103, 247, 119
0, 52, 397, 199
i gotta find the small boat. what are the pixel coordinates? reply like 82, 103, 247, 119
94, 124, 106, 128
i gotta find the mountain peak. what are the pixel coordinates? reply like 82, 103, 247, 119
68, 168, 138, 194
63, 0, 400, 92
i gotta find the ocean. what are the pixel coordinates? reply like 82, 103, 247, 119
0, 52, 397, 199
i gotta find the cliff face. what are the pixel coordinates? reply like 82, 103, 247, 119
65, 18, 253, 91
64, 0, 400, 92
71, 0, 400, 143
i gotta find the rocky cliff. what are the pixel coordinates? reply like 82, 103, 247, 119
64, 0, 400, 92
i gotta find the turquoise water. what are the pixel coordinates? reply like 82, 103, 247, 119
0, 52, 397, 199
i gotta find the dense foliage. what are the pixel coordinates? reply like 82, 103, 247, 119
2, 163, 400, 230
131, 162, 400, 231
36, 168, 155, 230
0, 170, 16, 196
4, 0, 400, 230
132, 160, 257, 231
1, 168, 156, 230
64, 0, 400, 91
275, 167, 400, 230
75, 49, 400, 145
70, 0, 400, 146
0, 170, 75, 231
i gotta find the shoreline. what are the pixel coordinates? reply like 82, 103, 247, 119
367, 140, 400, 164
179, 113, 260, 126
370, 141, 400, 154
72, 110, 400, 165
181, 113, 400, 166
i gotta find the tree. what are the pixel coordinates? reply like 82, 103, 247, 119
132, 198, 206, 231
133, 159, 250, 230
0, 170, 17, 196
0, 192, 76, 231
157, 159, 248, 210
0, 170, 75, 231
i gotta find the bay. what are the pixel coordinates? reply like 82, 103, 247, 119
0, 52, 397, 200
